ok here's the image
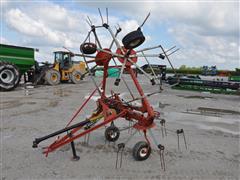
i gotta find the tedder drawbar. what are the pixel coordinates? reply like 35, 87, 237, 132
33, 9, 185, 170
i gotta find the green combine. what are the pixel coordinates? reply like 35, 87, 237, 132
0, 44, 36, 91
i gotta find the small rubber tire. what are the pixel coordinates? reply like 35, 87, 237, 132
44, 69, 60, 85
122, 29, 145, 49
132, 141, 151, 161
0, 62, 20, 91
80, 43, 97, 54
70, 70, 83, 84
105, 126, 120, 142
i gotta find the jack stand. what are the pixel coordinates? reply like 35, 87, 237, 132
158, 144, 165, 171
70, 140, 80, 161
176, 129, 187, 150
68, 133, 80, 161
115, 143, 125, 169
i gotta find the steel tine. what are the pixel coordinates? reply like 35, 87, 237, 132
164, 124, 167, 136
177, 134, 180, 151
139, 12, 150, 28
182, 131, 187, 150
159, 45, 177, 76
86, 19, 91, 27
161, 45, 176, 55
159, 150, 163, 169
98, 8, 104, 24
166, 48, 180, 57
162, 150, 166, 171
106, 8, 109, 24
115, 149, 119, 169
87, 16, 93, 26
120, 148, 124, 168
117, 23, 121, 29
161, 126, 164, 138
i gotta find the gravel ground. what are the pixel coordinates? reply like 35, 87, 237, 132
1, 75, 240, 180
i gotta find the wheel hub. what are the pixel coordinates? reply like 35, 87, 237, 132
51, 74, 57, 81
109, 130, 117, 138
0, 69, 14, 83
139, 147, 148, 157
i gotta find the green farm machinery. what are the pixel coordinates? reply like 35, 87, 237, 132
0, 44, 36, 91
0, 44, 86, 91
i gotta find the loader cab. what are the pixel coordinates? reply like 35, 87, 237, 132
54, 51, 73, 70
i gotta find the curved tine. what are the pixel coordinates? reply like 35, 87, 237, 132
82, 31, 92, 44
159, 45, 177, 77
163, 46, 176, 54
86, 19, 91, 27
139, 12, 151, 28
106, 8, 109, 24
109, 26, 121, 49
158, 45, 177, 56
141, 51, 158, 79
166, 48, 180, 56
98, 8, 104, 24
87, 16, 93, 26
117, 23, 121, 29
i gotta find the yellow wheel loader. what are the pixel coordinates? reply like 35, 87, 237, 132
44, 51, 86, 85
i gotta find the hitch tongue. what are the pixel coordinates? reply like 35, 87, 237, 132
32, 119, 90, 148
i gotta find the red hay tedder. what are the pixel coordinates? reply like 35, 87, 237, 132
33, 9, 184, 169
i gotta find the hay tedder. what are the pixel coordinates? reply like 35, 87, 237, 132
33, 9, 184, 169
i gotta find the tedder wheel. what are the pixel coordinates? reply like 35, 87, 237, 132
44, 69, 60, 85
122, 29, 145, 49
70, 70, 83, 84
0, 62, 20, 91
132, 141, 151, 161
105, 126, 120, 142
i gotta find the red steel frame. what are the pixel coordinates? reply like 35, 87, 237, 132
43, 51, 157, 156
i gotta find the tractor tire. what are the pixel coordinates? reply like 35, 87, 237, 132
122, 29, 145, 49
44, 69, 60, 85
0, 62, 20, 91
132, 141, 151, 161
70, 70, 83, 84
105, 126, 120, 142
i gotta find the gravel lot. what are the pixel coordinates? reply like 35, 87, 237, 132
1, 75, 240, 180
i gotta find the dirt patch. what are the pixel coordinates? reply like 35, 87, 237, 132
53, 88, 72, 97
158, 102, 170, 108
178, 95, 213, 99
0, 100, 22, 109
48, 100, 59, 107
0, 100, 37, 110
11, 108, 46, 116
198, 107, 240, 115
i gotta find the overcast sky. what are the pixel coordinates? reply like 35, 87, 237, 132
1, 0, 239, 70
